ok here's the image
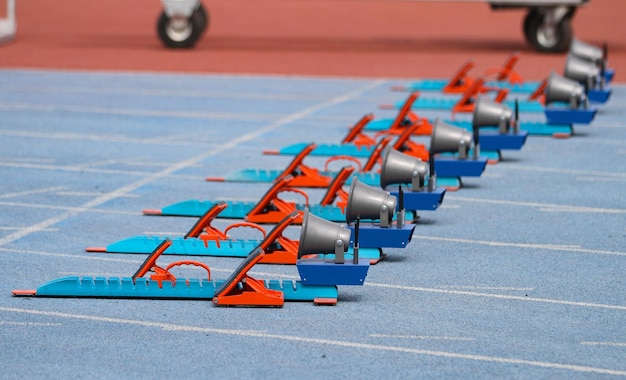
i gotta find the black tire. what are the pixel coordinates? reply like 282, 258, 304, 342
522, 9, 540, 44
193, 4, 209, 34
157, 10, 203, 49
523, 10, 573, 53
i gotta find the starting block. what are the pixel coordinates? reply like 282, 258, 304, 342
13, 235, 342, 306
146, 172, 350, 223
88, 202, 384, 264
268, 134, 490, 178
209, 139, 463, 190
384, 80, 545, 115
392, 53, 614, 98
145, 170, 420, 222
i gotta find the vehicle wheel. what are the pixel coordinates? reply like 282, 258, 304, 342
524, 10, 572, 53
522, 9, 540, 44
194, 4, 209, 34
157, 10, 203, 48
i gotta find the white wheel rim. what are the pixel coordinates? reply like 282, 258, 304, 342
166, 16, 192, 42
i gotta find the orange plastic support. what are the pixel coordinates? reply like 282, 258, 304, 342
256, 211, 300, 264
319, 166, 355, 212
362, 136, 394, 172
131, 239, 211, 288
391, 123, 430, 161
341, 113, 377, 148
483, 52, 524, 85
323, 155, 362, 172
385, 92, 418, 135
527, 77, 547, 103
184, 202, 230, 248
451, 77, 509, 116
378, 92, 433, 136
441, 61, 477, 94
244, 177, 307, 224
274, 143, 331, 188
213, 271, 284, 307
212, 217, 298, 306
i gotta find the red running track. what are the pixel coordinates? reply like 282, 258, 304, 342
0, 0, 624, 80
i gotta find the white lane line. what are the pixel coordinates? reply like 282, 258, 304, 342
0, 161, 202, 180
366, 282, 626, 311
498, 165, 626, 179
576, 176, 626, 183
0, 201, 137, 216
0, 80, 384, 249
56, 191, 139, 198
0, 85, 330, 101
581, 342, 626, 347
1, 307, 625, 376
446, 196, 626, 214
0, 128, 219, 147
411, 235, 626, 257
0, 157, 55, 164
73, 157, 154, 170
0, 103, 282, 122
436, 286, 535, 291
0, 320, 62, 327
0, 227, 58, 232
0, 186, 66, 199
370, 334, 475, 341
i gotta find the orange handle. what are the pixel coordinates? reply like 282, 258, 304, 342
324, 155, 362, 172
223, 222, 267, 239
164, 260, 211, 281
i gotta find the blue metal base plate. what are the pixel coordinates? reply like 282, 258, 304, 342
389, 187, 446, 211
477, 130, 528, 150
588, 88, 611, 104
296, 258, 370, 286
348, 222, 416, 248
434, 156, 488, 177
544, 106, 597, 125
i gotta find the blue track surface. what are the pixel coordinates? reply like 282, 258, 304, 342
1, 69, 626, 378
